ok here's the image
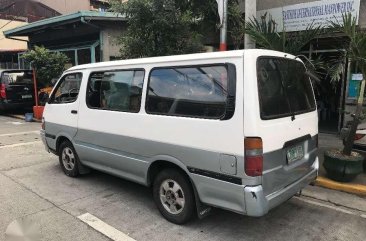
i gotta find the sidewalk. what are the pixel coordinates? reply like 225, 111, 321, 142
5, 113, 41, 123
317, 133, 366, 195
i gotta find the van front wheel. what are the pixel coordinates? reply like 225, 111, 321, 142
153, 168, 195, 224
58, 141, 80, 177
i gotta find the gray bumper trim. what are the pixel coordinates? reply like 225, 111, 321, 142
244, 166, 318, 217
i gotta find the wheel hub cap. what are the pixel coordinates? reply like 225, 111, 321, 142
159, 179, 185, 215
62, 147, 75, 171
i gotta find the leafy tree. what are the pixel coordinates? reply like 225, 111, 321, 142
110, 0, 245, 58
22, 46, 69, 87
109, 0, 204, 58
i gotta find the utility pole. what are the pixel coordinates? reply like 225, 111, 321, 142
216, 0, 228, 51
244, 0, 256, 49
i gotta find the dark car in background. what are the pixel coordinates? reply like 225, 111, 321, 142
0, 69, 34, 110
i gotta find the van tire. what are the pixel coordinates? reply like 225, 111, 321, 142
153, 168, 195, 224
58, 140, 80, 177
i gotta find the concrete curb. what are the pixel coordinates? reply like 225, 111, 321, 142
315, 176, 366, 196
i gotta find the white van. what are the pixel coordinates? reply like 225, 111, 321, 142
40, 49, 319, 224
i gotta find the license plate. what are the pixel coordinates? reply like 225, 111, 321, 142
22, 95, 32, 99
287, 145, 304, 163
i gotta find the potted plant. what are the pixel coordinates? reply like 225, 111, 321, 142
323, 14, 366, 182
22, 46, 69, 119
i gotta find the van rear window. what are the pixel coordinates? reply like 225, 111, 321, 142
257, 57, 316, 120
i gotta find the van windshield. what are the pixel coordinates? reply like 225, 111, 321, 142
1, 70, 33, 85
257, 57, 316, 120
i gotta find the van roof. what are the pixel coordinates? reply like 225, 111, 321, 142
67, 49, 295, 72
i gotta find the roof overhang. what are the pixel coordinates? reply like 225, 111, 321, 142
4, 11, 126, 37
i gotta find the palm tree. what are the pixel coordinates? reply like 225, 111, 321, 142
245, 13, 326, 78
329, 13, 366, 156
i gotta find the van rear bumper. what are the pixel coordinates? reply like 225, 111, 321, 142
244, 158, 318, 217
0, 100, 34, 110
40, 130, 50, 152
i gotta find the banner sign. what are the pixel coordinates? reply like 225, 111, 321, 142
257, 0, 361, 32
348, 73, 363, 99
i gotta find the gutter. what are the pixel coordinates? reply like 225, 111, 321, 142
6, 37, 29, 43
80, 17, 100, 29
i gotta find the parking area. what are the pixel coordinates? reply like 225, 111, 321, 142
0, 115, 366, 241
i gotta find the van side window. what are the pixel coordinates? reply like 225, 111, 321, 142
49, 73, 82, 104
86, 70, 145, 113
146, 65, 229, 119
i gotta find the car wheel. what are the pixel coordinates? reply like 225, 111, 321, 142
58, 140, 80, 177
153, 168, 195, 224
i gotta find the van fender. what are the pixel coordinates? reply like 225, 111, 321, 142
147, 155, 212, 219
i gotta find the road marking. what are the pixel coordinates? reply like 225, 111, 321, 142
6, 121, 24, 125
78, 213, 136, 241
0, 141, 41, 149
0, 131, 39, 137
294, 196, 366, 218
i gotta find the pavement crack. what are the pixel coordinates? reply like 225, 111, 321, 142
58, 187, 113, 207
301, 194, 366, 213
0, 159, 51, 172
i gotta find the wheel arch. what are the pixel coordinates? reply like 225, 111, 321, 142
55, 135, 72, 154
147, 157, 191, 187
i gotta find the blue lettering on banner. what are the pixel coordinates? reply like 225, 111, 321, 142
282, 0, 355, 21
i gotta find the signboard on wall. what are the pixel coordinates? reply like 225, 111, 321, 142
257, 0, 361, 32
348, 73, 363, 99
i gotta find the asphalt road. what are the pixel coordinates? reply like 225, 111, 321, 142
0, 115, 365, 241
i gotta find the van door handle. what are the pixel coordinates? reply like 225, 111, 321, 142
71, 110, 78, 114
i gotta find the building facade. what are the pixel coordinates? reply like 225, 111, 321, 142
36, 0, 110, 15
4, 11, 126, 67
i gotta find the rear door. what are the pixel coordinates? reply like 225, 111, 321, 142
255, 57, 318, 196
1, 70, 34, 103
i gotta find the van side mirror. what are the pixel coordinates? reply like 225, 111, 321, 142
39, 92, 49, 104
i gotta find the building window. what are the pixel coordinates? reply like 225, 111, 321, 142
77, 49, 92, 65
146, 65, 229, 119
86, 69, 145, 113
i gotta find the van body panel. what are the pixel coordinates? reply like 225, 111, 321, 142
74, 55, 247, 180
243, 51, 318, 198
190, 173, 246, 214
42, 49, 318, 218
262, 135, 317, 196
244, 163, 317, 216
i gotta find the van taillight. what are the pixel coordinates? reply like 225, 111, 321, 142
355, 133, 365, 141
244, 137, 263, 177
41, 117, 45, 130
0, 84, 6, 99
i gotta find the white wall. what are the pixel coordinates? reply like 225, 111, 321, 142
35, 0, 91, 14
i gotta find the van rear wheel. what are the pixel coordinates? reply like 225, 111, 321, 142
153, 168, 195, 224
58, 140, 80, 177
